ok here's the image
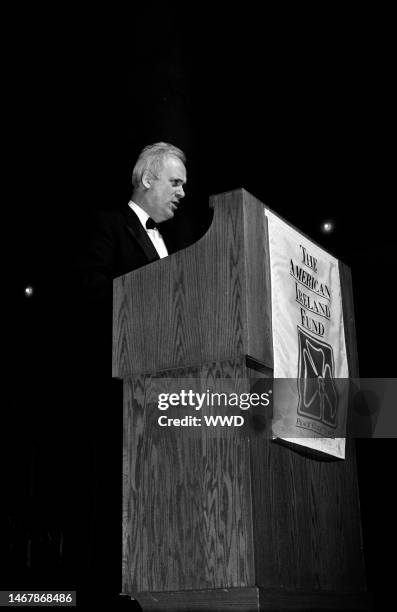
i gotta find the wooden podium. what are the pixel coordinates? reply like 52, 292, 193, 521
112, 190, 368, 611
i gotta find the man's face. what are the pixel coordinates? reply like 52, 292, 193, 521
146, 155, 187, 222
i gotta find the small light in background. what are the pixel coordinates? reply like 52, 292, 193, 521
321, 220, 335, 234
24, 285, 34, 297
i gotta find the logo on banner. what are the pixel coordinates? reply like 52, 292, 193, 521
297, 326, 338, 428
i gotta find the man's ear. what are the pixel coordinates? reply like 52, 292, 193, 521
142, 170, 153, 190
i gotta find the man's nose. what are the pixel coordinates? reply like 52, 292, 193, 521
176, 185, 185, 199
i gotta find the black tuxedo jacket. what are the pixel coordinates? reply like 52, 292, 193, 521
80, 205, 177, 302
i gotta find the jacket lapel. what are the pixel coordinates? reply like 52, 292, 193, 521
123, 207, 160, 262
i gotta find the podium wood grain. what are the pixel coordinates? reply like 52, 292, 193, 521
122, 358, 255, 593
113, 189, 368, 610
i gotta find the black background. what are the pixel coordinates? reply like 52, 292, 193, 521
3, 6, 395, 610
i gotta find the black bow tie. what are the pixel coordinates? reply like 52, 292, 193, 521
146, 217, 159, 230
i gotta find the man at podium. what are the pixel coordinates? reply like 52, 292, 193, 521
80, 141, 187, 301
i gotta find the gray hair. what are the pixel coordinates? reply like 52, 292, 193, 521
132, 142, 186, 189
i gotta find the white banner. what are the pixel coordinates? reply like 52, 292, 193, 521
265, 209, 349, 459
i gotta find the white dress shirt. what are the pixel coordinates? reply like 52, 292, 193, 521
128, 201, 169, 259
